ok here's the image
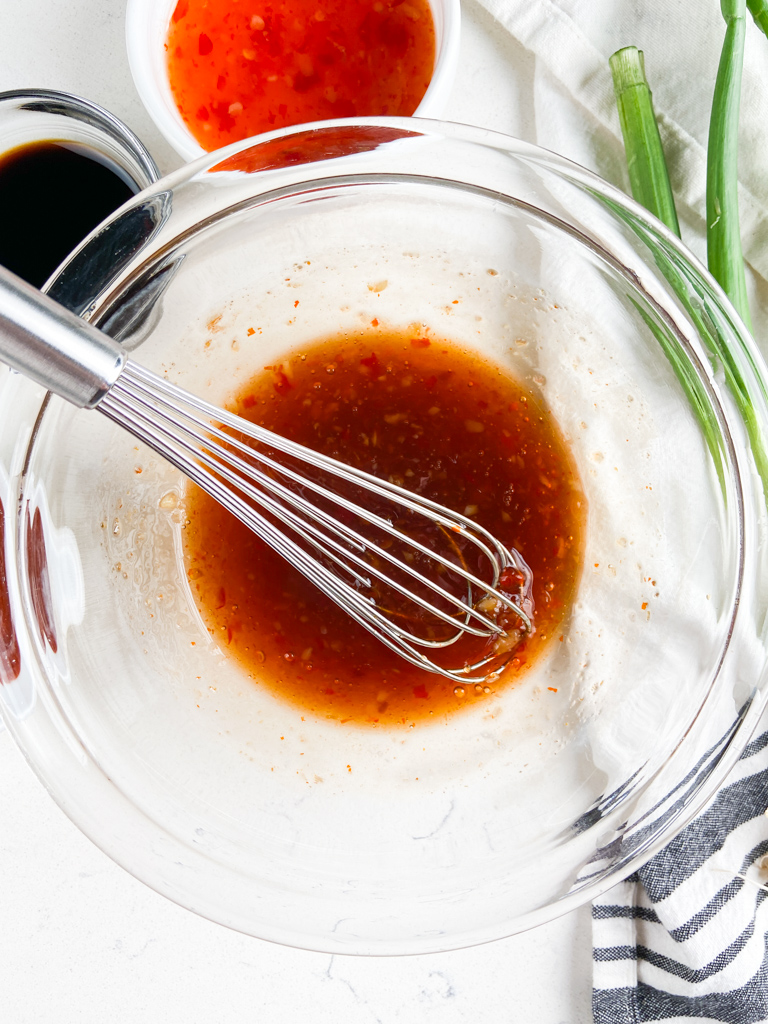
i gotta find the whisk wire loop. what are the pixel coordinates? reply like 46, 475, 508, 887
97, 361, 535, 682
103, 383, 499, 647
0, 264, 534, 683
120, 362, 532, 629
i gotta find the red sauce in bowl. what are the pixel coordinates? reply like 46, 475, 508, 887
166, 0, 436, 151
183, 328, 585, 726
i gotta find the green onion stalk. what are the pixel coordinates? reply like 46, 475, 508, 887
608, 24, 768, 496
747, 0, 768, 37
707, 0, 752, 332
610, 47, 727, 490
610, 46, 680, 237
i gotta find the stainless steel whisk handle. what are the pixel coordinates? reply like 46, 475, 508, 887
0, 265, 126, 408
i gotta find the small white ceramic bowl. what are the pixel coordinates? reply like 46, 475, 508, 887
125, 0, 461, 161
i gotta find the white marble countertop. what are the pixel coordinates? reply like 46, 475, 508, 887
0, 2, 592, 1020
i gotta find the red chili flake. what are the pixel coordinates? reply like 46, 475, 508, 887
242, 393, 256, 408
547, 687, 558, 692
370, 318, 379, 327
198, 33, 213, 55
292, 74, 318, 97
360, 351, 380, 372
172, 0, 188, 22
247, 327, 255, 336
412, 684, 429, 699
410, 336, 430, 348
214, 103, 236, 133
498, 566, 524, 591
196, 105, 210, 121
216, 587, 226, 608
273, 368, 293, 394
216, 74, 226, 90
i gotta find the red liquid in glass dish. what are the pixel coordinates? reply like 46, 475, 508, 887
182, 328, 585, 726
166, 0, 436, 151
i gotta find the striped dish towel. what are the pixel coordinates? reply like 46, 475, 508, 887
592, 724, 768, 1023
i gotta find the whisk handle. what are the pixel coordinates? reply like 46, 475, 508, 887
0, 265, 126, 408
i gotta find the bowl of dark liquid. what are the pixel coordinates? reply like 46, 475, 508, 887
0, 89, 159, 293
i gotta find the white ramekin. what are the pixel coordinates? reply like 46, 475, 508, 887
126, 0, 461, 162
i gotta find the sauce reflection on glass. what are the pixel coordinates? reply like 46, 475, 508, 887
0, 497, 21, 683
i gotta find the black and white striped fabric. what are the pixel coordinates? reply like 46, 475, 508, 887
592, 724, 768, 1023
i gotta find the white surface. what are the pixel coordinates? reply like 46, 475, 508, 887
0, 1, 591, 1022
1, 730, 592, 1023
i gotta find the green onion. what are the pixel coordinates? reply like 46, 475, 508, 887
609, 46, 680, 236
707, 0, 752, 331
591, 190, 768, 501
747, 0, 768, 37
609, 17, 768, 502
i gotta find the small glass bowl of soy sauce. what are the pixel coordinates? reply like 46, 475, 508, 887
0, 89, 160, 294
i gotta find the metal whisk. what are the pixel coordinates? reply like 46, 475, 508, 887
0, 266, 534, 683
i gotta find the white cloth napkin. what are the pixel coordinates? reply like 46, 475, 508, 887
467, 1, 768, 1019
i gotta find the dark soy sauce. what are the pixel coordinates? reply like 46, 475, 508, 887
0, 141, 136, 288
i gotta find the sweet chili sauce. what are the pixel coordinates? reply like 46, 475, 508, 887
182, 328, 585, 726
165, 0, 436, 151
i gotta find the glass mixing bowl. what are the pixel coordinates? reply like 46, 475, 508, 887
2, 119, 768, 954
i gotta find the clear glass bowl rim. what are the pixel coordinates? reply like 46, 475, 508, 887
3, 115, 768, 953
